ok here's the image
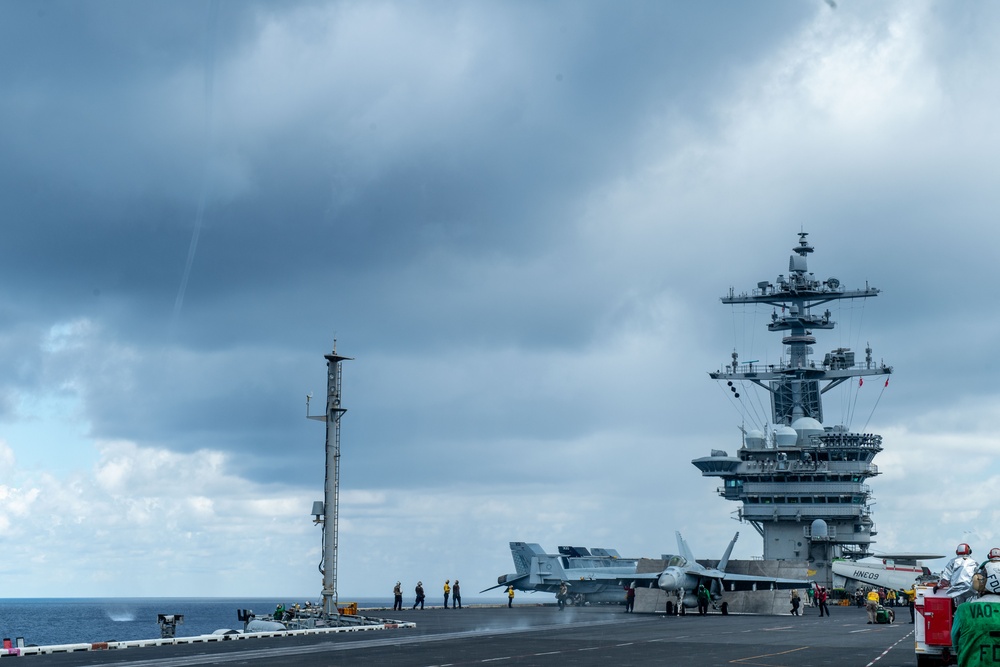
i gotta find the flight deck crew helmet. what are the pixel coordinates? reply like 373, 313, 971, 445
989, 547, 1000, 561
982, 561, 1000, 594
957, 543, 972, 556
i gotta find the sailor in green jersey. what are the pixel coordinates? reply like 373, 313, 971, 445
952, 561, 1000, 666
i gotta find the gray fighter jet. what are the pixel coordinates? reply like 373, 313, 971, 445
483, 543, 641, 605
485, 532, 812, 609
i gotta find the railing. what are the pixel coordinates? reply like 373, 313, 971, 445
815, 433, 882, 449
713, 361, 892, 376
741, 505, 867, 519
741, 482, 871, 494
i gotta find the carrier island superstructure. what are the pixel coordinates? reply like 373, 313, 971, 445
692, 233, 892, 580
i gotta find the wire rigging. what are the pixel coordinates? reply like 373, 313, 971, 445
861, 380, 889, 434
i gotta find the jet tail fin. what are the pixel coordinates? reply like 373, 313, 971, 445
676, 531, 695, 563
718, 532, 739, 573
509, 542, 546, 575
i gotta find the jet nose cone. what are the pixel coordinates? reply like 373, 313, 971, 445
657, 572, 676, 590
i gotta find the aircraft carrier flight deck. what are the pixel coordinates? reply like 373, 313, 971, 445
18, 604, 919, 667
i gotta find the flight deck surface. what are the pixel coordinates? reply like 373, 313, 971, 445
18, 604, 919, 667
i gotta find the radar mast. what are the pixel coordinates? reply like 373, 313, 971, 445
692, 233, 892, 581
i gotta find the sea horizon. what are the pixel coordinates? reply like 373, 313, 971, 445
0, 595, 509, 647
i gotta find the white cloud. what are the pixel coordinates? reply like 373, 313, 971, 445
0, 439, 322, 596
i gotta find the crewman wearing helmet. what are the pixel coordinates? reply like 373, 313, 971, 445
951, 560, 1000, 667
939, 543, 978, 604
393, 581, 403, 611
978, 547, 1000, 570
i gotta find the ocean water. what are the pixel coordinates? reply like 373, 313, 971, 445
0, 596, 501, 647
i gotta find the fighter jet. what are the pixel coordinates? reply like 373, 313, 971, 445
485, 532, 812, 609
654, 531, 813, 610
831, 554, 942, 592
482, 543, 641, 605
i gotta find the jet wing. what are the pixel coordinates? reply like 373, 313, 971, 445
686, 568, 810, 592
546, 571, 661, 588
868, 553, 945, 566
591, 572, 660, 587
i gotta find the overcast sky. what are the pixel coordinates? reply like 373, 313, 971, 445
2, 0, 999, 601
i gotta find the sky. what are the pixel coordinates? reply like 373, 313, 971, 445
2, 0, 999, 600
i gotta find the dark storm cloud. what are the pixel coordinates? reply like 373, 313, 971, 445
5, 0, 1000, 597
14, 0, 974, 563
0, 0, 819, 486
2, 0, 815, 324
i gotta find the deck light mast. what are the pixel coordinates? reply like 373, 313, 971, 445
307, 341, 352, 616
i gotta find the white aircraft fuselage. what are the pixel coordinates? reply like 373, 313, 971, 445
831, 558, 935, 591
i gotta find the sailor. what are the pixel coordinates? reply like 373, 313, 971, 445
413, 581, 425, 610
697, 584, 710, 616
866, 588, 881, 624
393, 581, 403, 611
951, 560, 1000, 667
625, 582, 636, 613
444, 579, 451, 609
816, 585, 830, 618
453, 580, 462, 609
939, 543, 978, 605
905, 586, 916, 623
507, 585, 515, 608
978, 547, 1000, 570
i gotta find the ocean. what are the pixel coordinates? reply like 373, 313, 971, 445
0, 596, 501, 647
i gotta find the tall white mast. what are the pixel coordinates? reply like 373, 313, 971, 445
307, 341, 352, 616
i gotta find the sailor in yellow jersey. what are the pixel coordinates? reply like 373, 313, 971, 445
444, 580, 451, 609
866, 589, 881, 624
952, 561, 1000, 667
904, 586, 916, 624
